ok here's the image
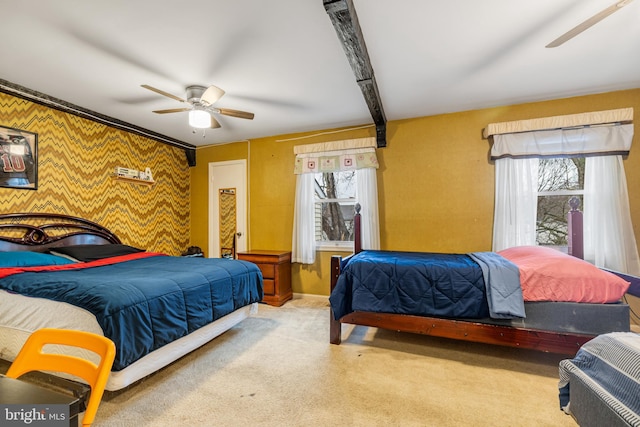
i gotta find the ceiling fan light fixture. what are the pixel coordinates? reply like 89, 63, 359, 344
189, 109, 211, 128
142, 84, 253, 132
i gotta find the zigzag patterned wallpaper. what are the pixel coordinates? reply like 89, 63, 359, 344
0, 92, 190, 255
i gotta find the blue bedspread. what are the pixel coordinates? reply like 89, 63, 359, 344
0, 255, 263, 371
329, 250, 524, 321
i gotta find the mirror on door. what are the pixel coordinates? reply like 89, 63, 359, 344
219, 188, 237, 259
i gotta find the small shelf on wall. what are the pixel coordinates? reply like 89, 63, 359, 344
113, 176, 155, 186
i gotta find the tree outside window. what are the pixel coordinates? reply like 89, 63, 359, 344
314, 171, 356, 247
536, 157, 585, 250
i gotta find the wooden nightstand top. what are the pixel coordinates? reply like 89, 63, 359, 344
237, 250, 291, 263
237, 250, 290, 256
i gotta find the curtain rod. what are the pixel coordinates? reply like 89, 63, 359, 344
276, 124, 374, 142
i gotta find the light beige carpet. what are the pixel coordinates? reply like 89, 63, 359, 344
93, 296, 577, 427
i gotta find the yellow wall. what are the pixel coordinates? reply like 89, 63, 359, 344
4, 86, 637, 301
191, 88, 640, 296
188, 141, 248, 254
0, 92, 191, 255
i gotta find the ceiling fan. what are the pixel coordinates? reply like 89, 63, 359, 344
546, 0, 634, 48
141, 84, 254, 129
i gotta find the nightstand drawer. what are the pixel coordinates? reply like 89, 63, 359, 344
256, 263, 275, 279
263, 279, 275, 295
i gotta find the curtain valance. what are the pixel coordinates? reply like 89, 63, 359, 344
483, 108, 633, 138
293, 137, 378, 174
490, 124, 633, 160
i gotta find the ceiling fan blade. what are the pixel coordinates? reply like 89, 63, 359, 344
210, 115, 221, 129
152, 108, 191, 114
141, 84, 186, 103
215, 108, 255, 120
546, 0, 634, 48
200, 85, 225, 106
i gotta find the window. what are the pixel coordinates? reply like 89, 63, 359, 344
489, 112, 639, 274
314, 171, 356, 249
536, 158, 584, 250
292, 137, 379, 264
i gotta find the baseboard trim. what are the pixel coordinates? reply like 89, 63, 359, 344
293, 292, 328, 302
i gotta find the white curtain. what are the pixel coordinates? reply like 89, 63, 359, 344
490, 124, 633, 159
291, 170, 380, 264
584, 156, 640, 275
291, 137, 380, 264
490, 122, 640, 275
492, 157, 539, 252
291, 173, 316, 264
356, 168, 380, 250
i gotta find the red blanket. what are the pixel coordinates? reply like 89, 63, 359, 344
0, 252, 165, 279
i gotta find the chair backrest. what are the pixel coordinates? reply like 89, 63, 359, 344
6, 328, 116, 427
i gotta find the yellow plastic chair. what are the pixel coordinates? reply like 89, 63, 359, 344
6, 328, 116, 427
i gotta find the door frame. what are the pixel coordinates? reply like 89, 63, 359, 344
208, 159, 248, 258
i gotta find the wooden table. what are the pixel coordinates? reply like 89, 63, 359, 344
0, 375, 80, 426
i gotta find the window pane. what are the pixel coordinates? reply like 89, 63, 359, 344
536, 158, 585, 250
313, 171, 357, 243
314, 171, 356, 200
536, 195, 583, 246
538, 158, 584, 192
315, 201, 355, 242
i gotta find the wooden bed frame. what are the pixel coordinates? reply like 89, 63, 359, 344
0, 212, 121, 250
329, 204, 616, 355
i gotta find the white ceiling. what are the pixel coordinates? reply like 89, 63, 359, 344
0, 0, 638, 147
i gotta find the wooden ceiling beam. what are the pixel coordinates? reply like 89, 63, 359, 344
324, 0, 387, 148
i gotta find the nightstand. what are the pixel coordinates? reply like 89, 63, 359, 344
237, 250, 292, 306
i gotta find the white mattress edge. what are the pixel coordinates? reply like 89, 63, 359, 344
105, 302, 258, 391
0, 288, 258, 391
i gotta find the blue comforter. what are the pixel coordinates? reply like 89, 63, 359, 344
329, 250, 524, 321
0, 255, 263, 370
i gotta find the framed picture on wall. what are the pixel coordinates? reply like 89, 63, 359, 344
0, 125, 38, 190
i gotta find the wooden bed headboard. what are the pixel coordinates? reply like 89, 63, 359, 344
0, 213, 121, 252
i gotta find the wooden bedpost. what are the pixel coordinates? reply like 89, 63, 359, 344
354, 203, 362, 254
330, 203, 363, 344
567, 196, 584, 259
330, 255, 343, 344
